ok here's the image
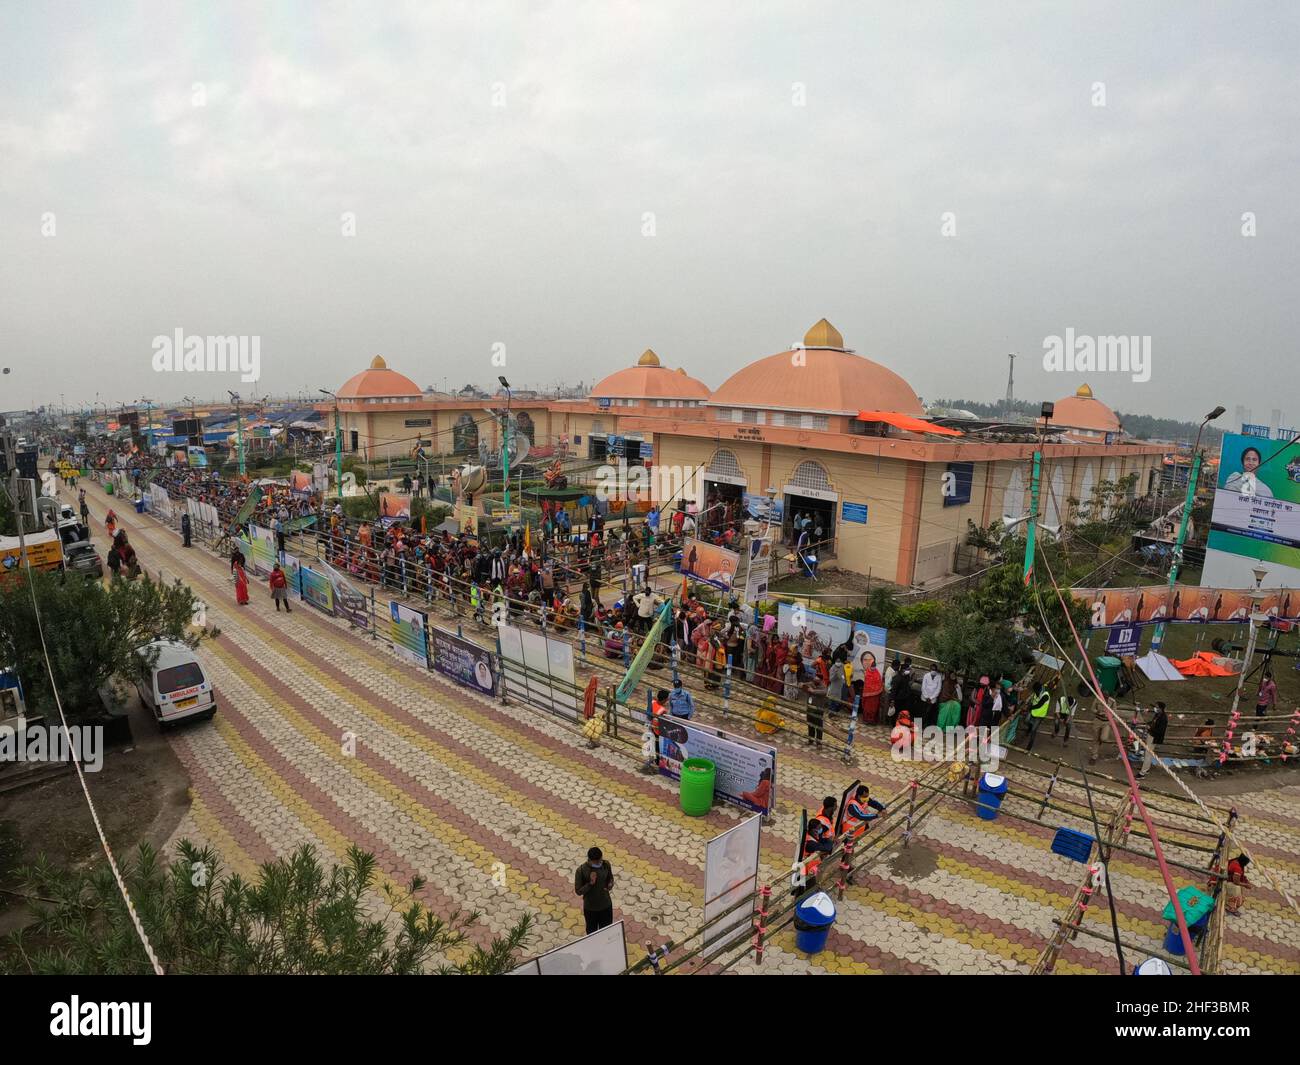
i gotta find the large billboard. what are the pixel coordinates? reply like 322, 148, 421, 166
1203, 432, 1300, 588
1072, 584, 1297, 626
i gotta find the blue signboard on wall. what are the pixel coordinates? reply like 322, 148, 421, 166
842, 502, 868, 524
942, 462, 974, 507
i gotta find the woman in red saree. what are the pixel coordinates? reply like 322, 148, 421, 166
1225, 854, 1251, 915
771, 639, 789, 695
859, 652, 883, 725
233, 561, 250, 605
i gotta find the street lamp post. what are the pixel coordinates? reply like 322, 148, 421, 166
319, 389, 342, 500
228, 390, 246, 476
1151, 405, 1225, 652
499, 376, 512, 509
1023, 401, 1054, 584
138, 397, 153, 456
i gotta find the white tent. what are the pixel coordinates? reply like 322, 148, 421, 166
1135, 651, 1186, 682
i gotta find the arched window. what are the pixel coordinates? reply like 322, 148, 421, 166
1045, 465, 1067, 528
514, 411, 535, 445
789, 460, 832, 494
453, 413, 478, 455
1002, 465, 1026, 524
706, 449, 744, 481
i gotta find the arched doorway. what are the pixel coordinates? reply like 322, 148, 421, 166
783, 460, 837, 554
701, 448, 747, 535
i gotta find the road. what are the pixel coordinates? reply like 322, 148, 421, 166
70, 481, 1300, 974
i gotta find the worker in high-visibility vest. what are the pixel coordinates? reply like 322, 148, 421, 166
800, 796, 838, 882
1023, 680, 1052, 752
839, 784, 887, 842
643, 689, 670, 769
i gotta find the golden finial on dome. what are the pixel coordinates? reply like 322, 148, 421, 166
803, 318, 845, 349
370, 355, 388, 369
637, 349, 661, 367
1076, 383, 1093, 398
676, 367, 687, 375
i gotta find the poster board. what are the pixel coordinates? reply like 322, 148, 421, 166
680, 537, 741, 591
429, 627, 496, 695
498, 622, 577, 718
704, 815, 762, 949
389, 601, 430, 669
510, 921, 628, 975
656, 718, 776, 815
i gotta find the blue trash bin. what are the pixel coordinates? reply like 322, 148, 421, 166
134, 498, 146, 514
976, 773, 1009, 821
1163, 913, 1211, 956
793, 891, 836, 955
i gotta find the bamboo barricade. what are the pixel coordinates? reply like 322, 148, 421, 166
1033, 791, 1134, 974
628, 737, 981, 975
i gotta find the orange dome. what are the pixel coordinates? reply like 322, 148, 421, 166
1048, 384, 1120, 433
591, 352, 710, 401
337, 356, 422, 399
710, 322, 922, 416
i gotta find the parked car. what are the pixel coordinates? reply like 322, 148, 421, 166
134, 640, 216, 726
64, 540, 103, 579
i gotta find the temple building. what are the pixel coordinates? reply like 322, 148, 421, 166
321, 321, 1164, 586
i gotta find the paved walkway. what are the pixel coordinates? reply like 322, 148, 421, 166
76, 485, 1300, 974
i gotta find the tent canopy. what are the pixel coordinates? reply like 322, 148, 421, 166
857, 411, 964, 436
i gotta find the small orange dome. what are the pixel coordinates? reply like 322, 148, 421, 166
591, 351, 710, 401
1047, 384, 1120, 433
337, 357, 422, 399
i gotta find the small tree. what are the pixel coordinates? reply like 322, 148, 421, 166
1, 841, 532, 976
0, 570, 216, 720
918, 610, 1029, 680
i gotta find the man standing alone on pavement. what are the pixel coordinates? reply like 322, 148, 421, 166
575, 847, 615, 934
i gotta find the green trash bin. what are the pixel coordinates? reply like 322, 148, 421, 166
1093, 656, 1122, 695
679, 757, 716, 816
104, 481, 114, 496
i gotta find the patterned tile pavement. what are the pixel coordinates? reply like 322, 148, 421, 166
79, 485, 1300, 975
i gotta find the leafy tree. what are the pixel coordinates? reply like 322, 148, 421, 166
0, 569, 215, 719
918, 610, 1029, 679
1, 841, 533, 976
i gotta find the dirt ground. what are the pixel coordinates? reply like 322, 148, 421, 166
0, 693, 192, 934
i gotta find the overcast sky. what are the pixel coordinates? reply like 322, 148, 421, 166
1, 1, 1296, 422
